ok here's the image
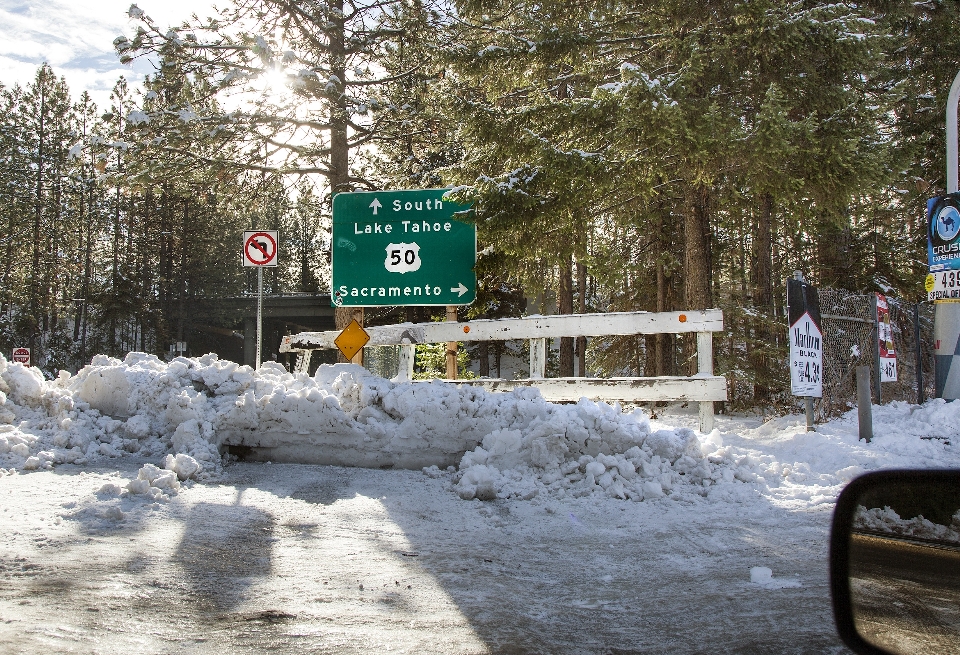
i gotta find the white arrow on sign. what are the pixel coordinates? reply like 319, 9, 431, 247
369, 198, 382, 215
451, 282, 468, 297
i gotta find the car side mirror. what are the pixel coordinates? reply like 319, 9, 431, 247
830, 470, 960, 655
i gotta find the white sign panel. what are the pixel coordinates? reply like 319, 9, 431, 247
926, 270, 960, 301
875, 294, 898, 383
11, 348, 29, 365
790, 313, 823, 397
242, 230, 279, 267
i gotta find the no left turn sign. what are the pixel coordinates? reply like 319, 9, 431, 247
243, 230, 279, 267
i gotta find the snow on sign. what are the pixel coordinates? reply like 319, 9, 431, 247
787, 279, 823, 397
11, 348, 29, 365
242, 230, 279, 267
876, 293, 898, 382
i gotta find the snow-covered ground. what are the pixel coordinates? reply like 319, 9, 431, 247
0, 353, 958, 653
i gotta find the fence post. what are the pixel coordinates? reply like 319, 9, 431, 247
445, 306, 458, 380
870, 294, 881, 405
914, 303, 925, 405
294, 350, 312, 374
697, 331, 715, 433
530, 338, 547, 379
857, 365, 873, 442
397, 344, 415, 382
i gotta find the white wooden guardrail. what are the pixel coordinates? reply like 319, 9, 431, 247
280, 310, 726, 432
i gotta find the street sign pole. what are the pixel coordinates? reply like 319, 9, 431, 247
871, 293, 881, 405
935, 71, 960, 399
242, 230, 279, 371
257, 266, 263, 370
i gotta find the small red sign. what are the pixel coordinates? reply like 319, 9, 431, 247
11, 348, 30, 365
243, 230, 279, 267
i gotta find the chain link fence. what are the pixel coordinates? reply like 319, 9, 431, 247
818, 288, 935, 419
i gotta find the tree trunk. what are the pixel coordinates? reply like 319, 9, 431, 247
817, 210, 852, 287
684, 186, 712, 375
329, 0, 357, 362
177, 197, 188, 344
559, 255, 574, 377
683, 185, 712, 311
750, 192, 774, 401
576, 260, 587, 376
478, 341, 489, 377
30, 81, 45, 354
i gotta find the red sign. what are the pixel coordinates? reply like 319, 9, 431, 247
876, 293, 897, 382
11, 348, 30, 365
242, 230, 278, 267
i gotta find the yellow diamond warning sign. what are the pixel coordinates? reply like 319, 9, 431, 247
334, 320, 370, 361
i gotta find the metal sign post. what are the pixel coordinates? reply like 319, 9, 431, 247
930, 72, 960, 399
242, 230, 279, 370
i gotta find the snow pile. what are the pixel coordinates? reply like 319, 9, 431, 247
449, 408, 765, 502
0, 351, 956, 510
854, 505, 960, 544
0, 352, 261, 478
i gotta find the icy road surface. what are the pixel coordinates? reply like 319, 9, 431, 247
1, 354, 958, 653
1, 456, 847, 655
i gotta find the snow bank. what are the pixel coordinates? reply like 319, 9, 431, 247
854, 505, 960, 544
448, 408, 761, 502
0, 352, 956, 509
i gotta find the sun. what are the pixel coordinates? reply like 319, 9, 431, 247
257, 67, 290, 99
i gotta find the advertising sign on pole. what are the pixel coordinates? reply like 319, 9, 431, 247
787, 277, 823, 398
875, 293, 898, 383
331, 189, 476, 307
11, 348, 30, 365
928, 194, 960, 271
932, 70, 960, 401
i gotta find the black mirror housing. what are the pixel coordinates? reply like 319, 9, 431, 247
830, 469, 960, 655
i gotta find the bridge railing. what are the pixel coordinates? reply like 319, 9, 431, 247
279, 309, 725, 432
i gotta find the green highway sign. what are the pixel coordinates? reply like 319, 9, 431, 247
331, 189, 477, 307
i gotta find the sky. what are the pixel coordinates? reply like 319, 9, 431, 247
0, 0, 220, 109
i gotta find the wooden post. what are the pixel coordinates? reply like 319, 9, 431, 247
530, 338, 547, 379
294, 350, 312, 374
397, 344, 415, 382
446, 305, 457, 380
351, 307, 364, 366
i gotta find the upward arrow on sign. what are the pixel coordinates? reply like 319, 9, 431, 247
369, 198, 382, 215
